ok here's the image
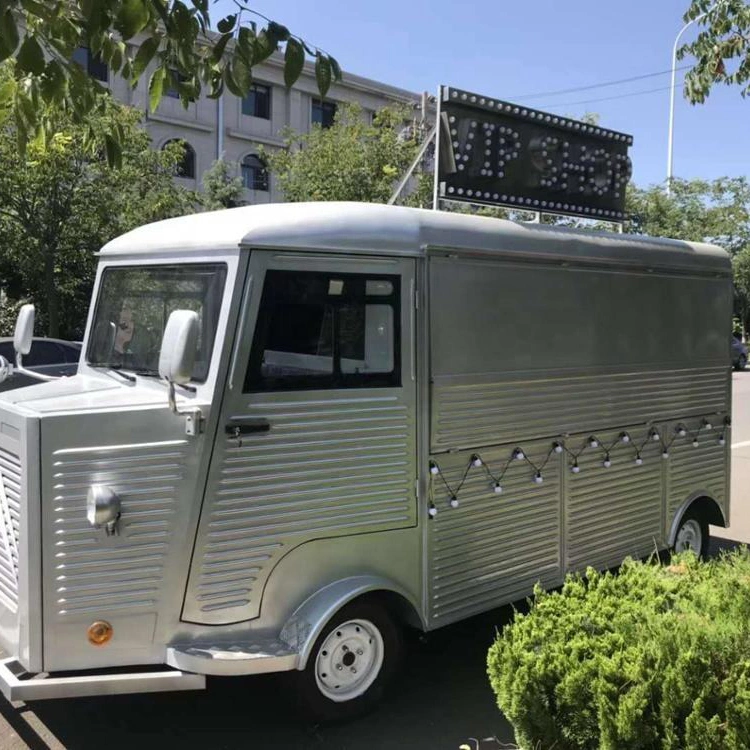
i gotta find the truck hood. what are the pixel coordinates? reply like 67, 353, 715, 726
0, 373, 169, 416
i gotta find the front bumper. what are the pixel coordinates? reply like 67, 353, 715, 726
0, 657, 205, 700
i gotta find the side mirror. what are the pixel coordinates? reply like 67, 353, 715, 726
13, 304, 34, 359
158, 310, 199, 386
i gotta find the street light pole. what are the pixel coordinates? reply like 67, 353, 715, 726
666, 6, 715, 195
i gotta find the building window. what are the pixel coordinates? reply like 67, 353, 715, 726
241, 83, 271, 119
311, 98, 337, 128
241, 154, 269, 191
163, 139, 196, 179
244, 270, 400, 392
72, 47, 108, 82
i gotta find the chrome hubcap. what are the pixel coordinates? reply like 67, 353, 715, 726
315, 619, 384, 702
675, 519, 702, 553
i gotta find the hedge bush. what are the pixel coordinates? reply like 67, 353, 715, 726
487, 550, 750, 750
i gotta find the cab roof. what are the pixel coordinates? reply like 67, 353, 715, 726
100, 202, 730, 275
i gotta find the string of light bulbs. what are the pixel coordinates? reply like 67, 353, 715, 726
427, 416, 730, 518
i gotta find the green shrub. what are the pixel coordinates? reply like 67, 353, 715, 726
487, 550, 750, 750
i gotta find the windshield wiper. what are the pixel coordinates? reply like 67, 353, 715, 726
89, 364, 136, 383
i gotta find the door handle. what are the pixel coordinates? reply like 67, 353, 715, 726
225, 418, 271, 437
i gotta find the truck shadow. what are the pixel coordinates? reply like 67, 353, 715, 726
4, 537, 741, 750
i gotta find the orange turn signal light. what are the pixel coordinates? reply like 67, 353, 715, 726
87, 620, 113, 646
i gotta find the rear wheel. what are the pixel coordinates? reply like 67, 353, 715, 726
738, 354, 747, 371
673, 510, 709, 557
289, 598, 403, 723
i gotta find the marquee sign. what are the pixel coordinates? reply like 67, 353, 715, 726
436, 85, 633, 220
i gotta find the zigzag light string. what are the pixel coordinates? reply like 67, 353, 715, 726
427, 416, 730, 517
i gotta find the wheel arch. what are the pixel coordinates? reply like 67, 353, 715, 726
279, 576, 424, 670
667, 491, 727, 547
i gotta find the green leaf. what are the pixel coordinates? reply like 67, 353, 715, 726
252, 30, 278, 64
210, 32, 232, 64
132, 35, 161, 81
17, 36, 45, 75
223, 62, 244, 98
115, 0, 149, 40
148, 66, 166, 111
0, 78, 15, 108
0, 10, 19, 62
104, 134, 122, 168
315, 52, 332, 98
267, 22, 290, 43
284, 38, 304, 88
216, 13, 236, 34
329, 56, 342, 82
39, 60, 67, 103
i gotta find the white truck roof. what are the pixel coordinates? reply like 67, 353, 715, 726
100, 202, 730, 275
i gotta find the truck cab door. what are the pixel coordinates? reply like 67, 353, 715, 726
182, 251, 418, 625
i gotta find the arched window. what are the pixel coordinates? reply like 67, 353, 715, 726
241, 154, 269, 191
163, 139, 196, 179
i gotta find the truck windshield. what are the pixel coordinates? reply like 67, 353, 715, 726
87, 263, 227, 382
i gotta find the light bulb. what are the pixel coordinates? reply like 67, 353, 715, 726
678, 428, 687, 437
634, 456, 643, 466
493, 482, 503, 494
651, 431, 660, 442
603, 457, 611, 468
553, 442, 563, 454
704, 421, 713, 431
662, 451, 669, 459
428, 504, 437, 518
429, 463, 439, 475
693, 440, 699, 448
620, 433, 630, 444
588, 437, 598, 448
515, 449, 525, 461
534, 472, 543, 484
719, 436, 726, 446
471, 455, 482, 468
450, 496, 459, 509
571, 462, 580, 474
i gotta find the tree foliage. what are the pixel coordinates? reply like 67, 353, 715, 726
679, 0, 750, 102
201, 158, 244, 210
0, 70, 197, 339
0, 0, 340, 164
264, 103, 428, 204
625, 177, 750, 331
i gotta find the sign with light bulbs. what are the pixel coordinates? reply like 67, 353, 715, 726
436, 85, 633, 220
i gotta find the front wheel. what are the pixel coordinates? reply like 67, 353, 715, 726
288, 598, 403, 722
673, 510, 709, 557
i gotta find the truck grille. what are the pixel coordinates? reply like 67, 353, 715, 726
0, 447, 21, 611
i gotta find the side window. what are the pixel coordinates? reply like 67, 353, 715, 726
244, 271, 400, 392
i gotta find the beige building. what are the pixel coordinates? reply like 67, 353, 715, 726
73, 46, 426, 203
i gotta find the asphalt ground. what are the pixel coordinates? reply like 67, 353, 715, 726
0, 372, 748, 749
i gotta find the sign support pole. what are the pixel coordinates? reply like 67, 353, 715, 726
432, 85, 443, 211
387, 124, 437, 206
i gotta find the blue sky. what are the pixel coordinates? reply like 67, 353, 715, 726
215, 0, 748, 188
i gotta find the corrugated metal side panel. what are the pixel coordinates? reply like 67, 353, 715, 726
50, 441, 188, 617
432, 367, 728, 451
184, 393, 416, 623
668, 418, 728, 522
0, 447, 20, 612
566, 430, 663, 572
427, 442, 562, 626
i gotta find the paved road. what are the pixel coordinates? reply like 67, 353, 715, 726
1, 372, 749, 750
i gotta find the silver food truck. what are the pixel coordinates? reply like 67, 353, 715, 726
0, 202, 732, 719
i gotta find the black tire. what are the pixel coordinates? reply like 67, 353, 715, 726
287, 597, 403, 723
672, 509, 709, 558
738, 354, 747, 371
